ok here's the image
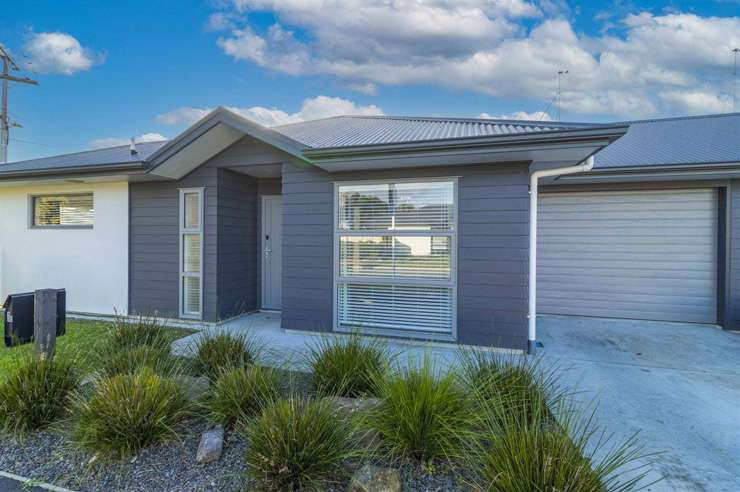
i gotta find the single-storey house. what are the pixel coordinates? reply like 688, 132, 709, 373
0, 109, 737, 352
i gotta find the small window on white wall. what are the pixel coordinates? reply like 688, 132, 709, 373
32, 194, 94, 227
180, 189, 203, 318
335, 179, 457, 338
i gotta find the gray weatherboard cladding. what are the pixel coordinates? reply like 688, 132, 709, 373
280, 161, 530, 350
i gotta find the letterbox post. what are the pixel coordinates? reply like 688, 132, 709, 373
34, 289, 57, 361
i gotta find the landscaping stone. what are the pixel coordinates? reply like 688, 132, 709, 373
326, 396, 381, 414
349, 464, 401, 492
176, 375, 210, 401
196, 425, 224, 464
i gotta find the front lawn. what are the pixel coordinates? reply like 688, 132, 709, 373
0, 316, 195, 382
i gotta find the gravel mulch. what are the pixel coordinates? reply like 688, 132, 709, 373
0, 424, 473, 491
0, 420, 247, 492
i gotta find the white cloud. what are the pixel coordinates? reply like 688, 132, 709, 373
156, 95, 384, 127
24, 32, 102, 75
89, 132, 167, 149
479, 111, 552, 121
212, 2, 740, 117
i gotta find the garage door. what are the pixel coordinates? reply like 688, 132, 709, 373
538, 189, 718, 324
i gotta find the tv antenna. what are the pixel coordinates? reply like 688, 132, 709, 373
557, 70, 569, 122
0, 44, 39, 163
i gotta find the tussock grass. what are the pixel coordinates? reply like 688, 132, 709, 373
365, 355, 475, 465
245, 395, 363, 491
206, 365, 280, 427
193, 331, 261, 381
306, 334, 390, 397
0, 356, 78, 434
71, 368, 189, 459
465, 392, 656, 492
98, 344, 181, 378
458, 350, 564, 425
108, 314, 168, 352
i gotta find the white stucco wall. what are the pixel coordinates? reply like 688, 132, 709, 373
0, 181, 129, 315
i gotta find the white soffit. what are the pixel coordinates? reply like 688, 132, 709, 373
312, 142, 607, 172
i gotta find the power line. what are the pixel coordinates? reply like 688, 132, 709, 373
0, 44, 39, 163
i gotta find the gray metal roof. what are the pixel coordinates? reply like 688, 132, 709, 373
1, 112, 737, 177
593, 113, 740, 169
0, 140, 167, 174
273, 115, 590, 149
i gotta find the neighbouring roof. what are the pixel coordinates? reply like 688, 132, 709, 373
272, 115, 591, 149
594, 112, 740, 169
1, 111, 737, 177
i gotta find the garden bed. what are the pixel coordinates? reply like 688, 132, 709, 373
0, 322, 654, 492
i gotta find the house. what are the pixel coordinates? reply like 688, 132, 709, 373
0, 109, 737, 352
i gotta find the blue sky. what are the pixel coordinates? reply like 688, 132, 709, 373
2, 0, 739, 161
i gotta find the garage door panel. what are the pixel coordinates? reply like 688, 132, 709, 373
539, 278, 717, 297
538, 189, 718, 324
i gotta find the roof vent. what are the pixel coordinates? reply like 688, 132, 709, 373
129, 137, 138, 155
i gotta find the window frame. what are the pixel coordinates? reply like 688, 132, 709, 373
179, 188, 204, 319
332, 177, 458, 341
29, 192, 95, 229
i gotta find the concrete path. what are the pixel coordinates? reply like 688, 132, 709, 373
538, 315, 740, 492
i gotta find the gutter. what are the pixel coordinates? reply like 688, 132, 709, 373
528, 155, 595, 355
0, 162, 146, 180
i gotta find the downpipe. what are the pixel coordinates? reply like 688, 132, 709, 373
528, 156, 594, 355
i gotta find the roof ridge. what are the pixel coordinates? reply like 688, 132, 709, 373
276, 114, 590, 127
615, 112, 740, 125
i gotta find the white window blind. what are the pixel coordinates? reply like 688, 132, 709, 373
180, 189, 203, 318
32, 194, 94, 227
335, 180, 456, 337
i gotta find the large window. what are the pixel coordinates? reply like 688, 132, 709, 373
335, 179, 456, 337
180, 189, 203, 318
32, 194, 94, 228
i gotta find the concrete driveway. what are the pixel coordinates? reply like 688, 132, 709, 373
538, 315, 740, 492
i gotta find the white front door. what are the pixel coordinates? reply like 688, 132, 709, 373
261, 196, 282, 310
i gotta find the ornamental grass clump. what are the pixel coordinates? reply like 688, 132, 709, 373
366, 355, 475, 465
0, 356, 78, 434
466, 394, 656, 492
206, 365, 280, 427
306, 334, 390, 397
458, 350, 562, 426
98, 344, 180, 378
108, 314, 168, 352
193, 331, 261, 381
71, 367, 188, 459
245, 395, 363, 491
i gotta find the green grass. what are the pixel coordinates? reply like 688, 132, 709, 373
0, 317, 195, 382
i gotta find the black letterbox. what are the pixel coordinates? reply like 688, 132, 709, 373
3, 289, 66, 347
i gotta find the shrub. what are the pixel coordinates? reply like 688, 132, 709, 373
71, 368, 188, 458
458, 351, 563, 425
467, 396, 655, 492
193, 331, 261, 381
206, 365, 280, 427
306, 334, 389, 397
98, 344, 180, 378
245, 395, 362, 491
0, 357, 78, 434
366, 356, 474, 464
108, 314, 168, 352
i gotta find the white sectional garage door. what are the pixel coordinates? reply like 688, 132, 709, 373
538, 189, 718, 324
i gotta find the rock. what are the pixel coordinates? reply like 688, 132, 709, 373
79, 374, 96, 391
196, 425, 224, 464
348, 464, 401, 492
326, 396, 381, 414
176, 375, 210, 401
